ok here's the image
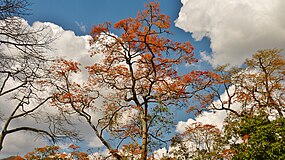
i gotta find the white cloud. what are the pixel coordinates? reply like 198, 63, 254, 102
176, 0, 285, 66
175, 109, 227, 133
176, 110, 227, 134
0, 20, 105, 158
0, 132, 49, 158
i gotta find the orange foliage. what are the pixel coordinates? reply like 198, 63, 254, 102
88, 2, 217, 159
23, 145, 89, 160
11, 156, 25, 160
122, 143, 142, 158
69, 144, 81, 150
51, 59, 81, 76
49, 2, 219, 159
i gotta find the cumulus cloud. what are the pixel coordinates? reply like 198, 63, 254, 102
176, 0, 285, 66
176, 110, 226, 133
0, 20, 105, 158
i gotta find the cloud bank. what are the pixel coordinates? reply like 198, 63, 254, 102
0, 20, 104, 158
176, 0, 285, 66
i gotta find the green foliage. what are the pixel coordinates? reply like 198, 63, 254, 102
227, 115, 285, 160
169, 49, 284, 159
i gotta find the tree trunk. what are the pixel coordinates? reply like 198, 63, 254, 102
141, 105, 148, 160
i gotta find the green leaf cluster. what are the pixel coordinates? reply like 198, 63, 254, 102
229, 116, 285, 160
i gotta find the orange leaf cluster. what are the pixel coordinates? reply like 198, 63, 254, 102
23, 145, 90, 160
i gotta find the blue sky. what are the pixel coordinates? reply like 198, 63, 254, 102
1, 0, 284, 158
25, 0, 212, 125
25, 0, 212, 59
14, 0, 212, 155
27, 0, 183, 34
19, 0, 212, 154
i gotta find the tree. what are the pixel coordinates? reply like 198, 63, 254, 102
198, 49, 285, 158
50, 2, 215, 159
170, 122, 229, 160
234, 49, 285, 117
181, 49, 284, 159
198, 49, 285, 118
23, 145, 90, 160
0, 0, 77, 151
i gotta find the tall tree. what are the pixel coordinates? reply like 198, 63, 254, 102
88, 2, 215, 159
51, 2, 214, 159
0, 0, 76, 151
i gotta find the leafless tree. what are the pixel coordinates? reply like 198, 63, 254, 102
0, 0, 78, 151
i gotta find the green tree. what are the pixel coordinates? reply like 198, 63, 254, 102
225, 115, 285, 159
214, 49, 285, 159
186, 49, 285, 159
